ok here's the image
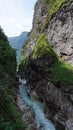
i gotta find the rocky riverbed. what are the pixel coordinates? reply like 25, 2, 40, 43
16, 94, 37, 130
16, 78, 56, 130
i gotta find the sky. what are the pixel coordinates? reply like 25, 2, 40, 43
0, 0, 37, 37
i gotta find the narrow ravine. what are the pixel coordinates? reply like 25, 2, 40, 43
19, 78, 56, 130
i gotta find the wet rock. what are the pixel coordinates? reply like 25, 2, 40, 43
65, 119, 73, 130
31, 91, 39, 101
16, 94, 36, 130
15, 76, 19, 82
45, 82, 73, 119
18, 0, 73, 130
70, 94, 73, 102
16, 94, 52, 130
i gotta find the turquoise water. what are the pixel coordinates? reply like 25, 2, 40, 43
19, 79, 56, 130
16, 49, 21, 63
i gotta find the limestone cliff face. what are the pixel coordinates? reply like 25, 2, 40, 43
25, 0, 48, 56
19, 0, 73, 130
46, 0, 73, 65
25, 0, 73, 65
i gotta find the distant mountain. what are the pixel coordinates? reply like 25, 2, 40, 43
8, 31, 28, 63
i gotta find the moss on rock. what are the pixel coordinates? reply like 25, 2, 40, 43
20, 33, 73, 86
31, 34, 57, 61
42, 0, 66, 31
49, 59, 73, 86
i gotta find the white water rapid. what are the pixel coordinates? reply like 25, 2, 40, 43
19, 78, 56, 130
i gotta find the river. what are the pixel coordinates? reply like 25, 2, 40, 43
19, 78, 56, 130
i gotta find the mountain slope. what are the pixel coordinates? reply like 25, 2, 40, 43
8, 32, 28, 63
0, 27, 26, 130
19, 0, 73, 130
0, 27, 16, 78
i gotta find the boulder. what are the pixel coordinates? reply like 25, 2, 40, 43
31, 91, 39, 101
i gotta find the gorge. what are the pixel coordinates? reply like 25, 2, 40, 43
1, 0, 73, 130
19, 78, 56, 130
8, 32, 28, 63
19, 0, 73, 130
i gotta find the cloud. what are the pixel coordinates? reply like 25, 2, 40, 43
14, 23, 23, 29
0, 17, 23, 29
0, 0, 37, 36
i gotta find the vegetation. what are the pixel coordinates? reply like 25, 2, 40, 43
21, 33, 73, 86
0, 27, 16, 77
47, 59, 73, 86
42, 0, 66, 31
0, 84, 26, 130
46, 0, 65, 17
8, 32, 28, 63
33, 34, 73, 86
31, 34, 57, 59
0, 27, 26, 130
21, 39, 28, 61
21, 30, 38, 61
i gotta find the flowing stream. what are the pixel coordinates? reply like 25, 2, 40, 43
19, 78, 56, 130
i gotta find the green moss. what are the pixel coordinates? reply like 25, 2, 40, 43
21, 40, 28, 56
42, 0, 66, 31
31, 34, 57, 59
48, 59, 73, 86
21, 31, 38, 61
23, 33, 73, 86
45, 0, 65, 16
31, 34, 73, 85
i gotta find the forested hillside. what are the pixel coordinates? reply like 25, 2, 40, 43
0, 27, 26, 130
0, 27, 17, 78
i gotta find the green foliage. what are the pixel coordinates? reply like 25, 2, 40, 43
0, 27, 8, 42
0, 27, 26, 130
0, 65, 5, 77
0, 27, 16, 77
0, 117, 26, 130
0, 85, 26, 130
21, 40, 28, 56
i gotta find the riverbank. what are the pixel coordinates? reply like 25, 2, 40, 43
18, 78, 56, 130
16, 94, 37, 130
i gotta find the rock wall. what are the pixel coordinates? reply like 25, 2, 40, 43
19, 0, 73, 130
25, 0, 48, 56
46, 0, 73, 65
25, 0, 73, 66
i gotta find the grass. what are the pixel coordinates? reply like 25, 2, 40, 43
48, 59, 73, 86
42, 0, 66, 31
20, 0, 73, 86
30, 34, 73, 86
31, 33, 57, 59
46, 0, 66, 18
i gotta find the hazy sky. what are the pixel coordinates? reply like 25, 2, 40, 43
0, 0, 37, 37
